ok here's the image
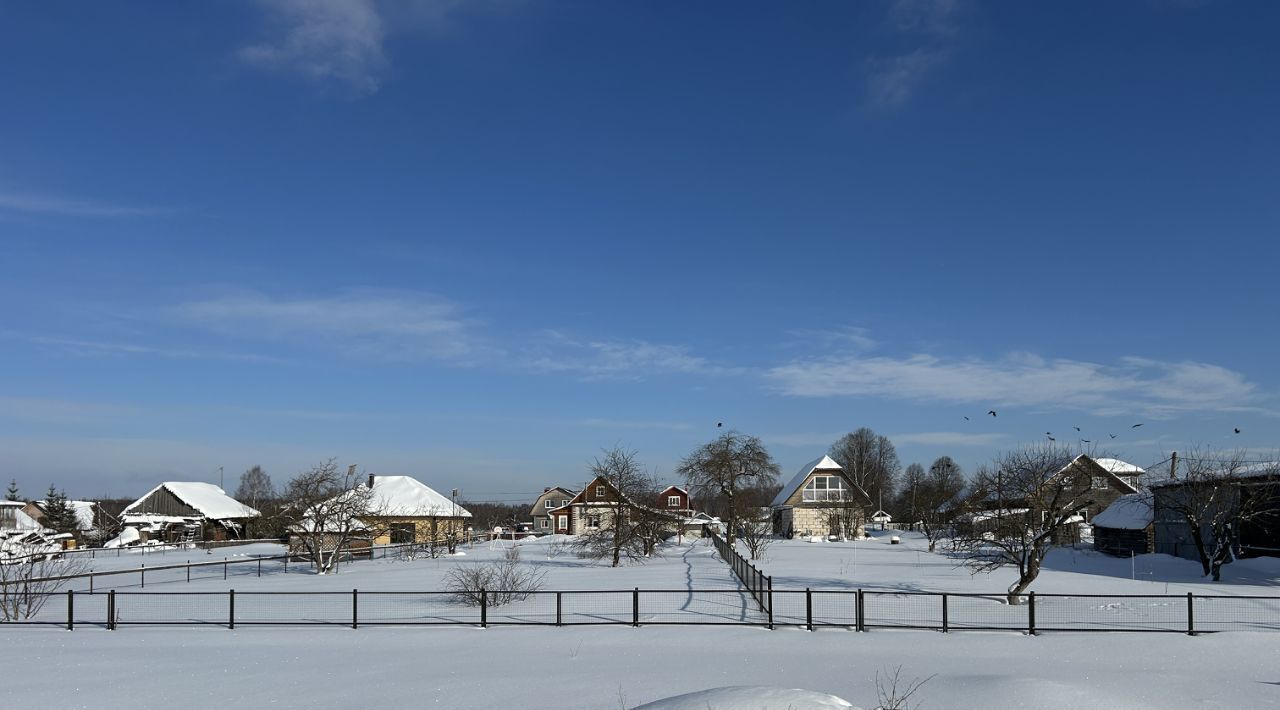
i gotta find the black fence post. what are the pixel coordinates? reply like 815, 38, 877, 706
140, 564, 145, 589
942, 593, 949, 633
67, 590, 74, 631
632, 587, 639, 627
258, 559, 262, 578
806, 587, 813, 631
480, 588, 487, 628
767, 576, 774, 630
89, 573, 93, 595
353, 589, 358, 629
1187, 592, 1194, 636
224, 558, 228, 581
859, 589, 867, 632
229, 589, 235, 630
1028, 592, 1036, 636
187, 564, 190, 583
107, 589, 115, 630
556, 591, 562, 627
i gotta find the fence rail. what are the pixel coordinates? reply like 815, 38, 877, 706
708, 529, 771, 623
5, 587, 1279, 634
0, 536, 488, 592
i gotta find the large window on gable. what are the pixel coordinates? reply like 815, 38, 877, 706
802, 475, 851, 502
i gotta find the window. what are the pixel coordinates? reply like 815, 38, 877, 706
595, 486, 606, 499
557, 515, 567, 529
560, 500, 569, 507
588, 516, 600, 529
1123, 476, 1138, 488
544, 499, 555, 508
539, 518, 549, 529
1091, 476, 1108, 489
801, 475, 850, 502
667, 495, 682, 507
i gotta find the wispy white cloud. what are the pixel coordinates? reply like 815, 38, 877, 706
526, 331, 746, 381
891, 431, 1009, 447
865, 0, 964, 110
2, 331, 285, 364
170, 288, 485, 361
784, 326, 878, 352
767, 351, 1265, 418
239, 0, 388, 96
866, 48, 950, 109
0, 192, 166, 218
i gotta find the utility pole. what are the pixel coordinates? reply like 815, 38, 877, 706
1170, 451, 1178, 481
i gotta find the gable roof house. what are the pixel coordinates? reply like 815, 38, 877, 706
657, 485, 693, 516
121, 482, 261, 543
24, 500, 106, 544
530, 486, 577, 534
962, 454, 1143, 544
1151, 462, 1280, 563
289, 474, 474, 553
359, 474, 473, 545
550, 476, 632, 536
770, 455, 872, 538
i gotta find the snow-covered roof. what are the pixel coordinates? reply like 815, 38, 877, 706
365, 475, 472, 518
124, 482, 260, 520
771, 455, 845, 507
0, 501, 43, 532
1094, 458, 1145, 475
1149, 462, 1280, 489
1092, 492, 1154, 530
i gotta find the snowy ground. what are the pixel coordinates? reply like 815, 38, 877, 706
6, 533, 1280, 707
4, 624, 1278, 709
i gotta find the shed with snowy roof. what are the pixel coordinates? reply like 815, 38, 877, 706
1092, 491, 1154, 556
121, 482, 260, 543
770, 455, 872, 538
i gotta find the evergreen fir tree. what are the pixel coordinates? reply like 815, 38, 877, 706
41, 485, 79, 535
4, 479, 18, 501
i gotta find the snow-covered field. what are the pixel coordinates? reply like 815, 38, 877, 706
5, 533, 1280, 708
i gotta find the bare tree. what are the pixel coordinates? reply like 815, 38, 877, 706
278, 460, 386, 574
235, 465, 274, 537
737, 507, 774, 560
916, 456, 965, 552
445, 546, 546, 607
0, 555, 90, 621
829, 427, 901, 513
678, 431, 780, 545
896, 462, 927, 526
950, 444, 1080, 604
574, 447, 656, 567
1152, 449, 1280, 581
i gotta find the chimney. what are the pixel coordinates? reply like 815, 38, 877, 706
544, 487, 551, 493
368, 474, 376, 489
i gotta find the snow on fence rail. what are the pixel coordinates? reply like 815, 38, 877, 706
6, 587, 1280, 634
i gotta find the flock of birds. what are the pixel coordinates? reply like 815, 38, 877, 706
963, 410, 1241, 442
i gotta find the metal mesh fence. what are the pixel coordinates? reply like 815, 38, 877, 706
6, 588, 1280, 632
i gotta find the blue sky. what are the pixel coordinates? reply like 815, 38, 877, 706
1, 0, 1277, 501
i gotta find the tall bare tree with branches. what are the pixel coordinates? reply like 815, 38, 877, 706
574, 447, 659, 567
678, 431, 780, 545
951, 444, 1080, 604
829, 427, 901, 513
278, 460, 388, 574
1152, 449, 1280, 581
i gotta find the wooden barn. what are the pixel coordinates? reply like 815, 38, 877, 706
1092, 491, 1154, 556
121, 482, 260, 543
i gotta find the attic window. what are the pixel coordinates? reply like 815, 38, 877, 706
802, 475, 850, 503
1091, 476, 1108, 490
667, 495, 681, 507
595, 487, 606, 499
545, 500, 555, 508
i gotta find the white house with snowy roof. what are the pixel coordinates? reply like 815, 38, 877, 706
120, 482, 261, 543
770, 455, 872, 538
291, 474, 473, 548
